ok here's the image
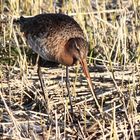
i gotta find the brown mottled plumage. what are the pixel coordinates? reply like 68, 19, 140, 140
16, 13, 99, 114
18, 14, 87, 65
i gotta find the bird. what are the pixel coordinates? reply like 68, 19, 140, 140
14, 13, 100, 116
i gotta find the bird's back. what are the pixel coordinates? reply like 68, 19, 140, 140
17, 13, 85, 62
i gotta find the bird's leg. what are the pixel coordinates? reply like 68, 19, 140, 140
37, 65, 47, 101
66, 66, 74, 120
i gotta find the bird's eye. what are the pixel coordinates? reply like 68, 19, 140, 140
73, 41, 80, 52
76, 46, 80, 52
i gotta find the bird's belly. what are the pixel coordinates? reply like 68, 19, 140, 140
27, 35, 56, 62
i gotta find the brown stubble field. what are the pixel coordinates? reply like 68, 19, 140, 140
0, 0, 140, 139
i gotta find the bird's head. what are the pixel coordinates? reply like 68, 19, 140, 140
66, 38, 95, 93
66, 37, 88, 65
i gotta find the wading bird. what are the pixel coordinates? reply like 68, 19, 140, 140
15, 13, 100, 115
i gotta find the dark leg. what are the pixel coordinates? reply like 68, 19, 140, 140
65, 66, 74, 118
37, 59, 47, 102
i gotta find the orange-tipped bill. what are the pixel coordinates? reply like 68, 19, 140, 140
80, 58, 101, 112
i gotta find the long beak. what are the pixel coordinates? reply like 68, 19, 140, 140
80, 58, 94, 93
80, 58, 102, 112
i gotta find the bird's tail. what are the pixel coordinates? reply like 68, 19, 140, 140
13, 16, 28, 33
13, 16, 25, 25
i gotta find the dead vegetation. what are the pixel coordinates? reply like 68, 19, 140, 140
0, 0, 140, 139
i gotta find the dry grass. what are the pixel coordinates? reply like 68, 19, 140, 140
0, 0, 140, 139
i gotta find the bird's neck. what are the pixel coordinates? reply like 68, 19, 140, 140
58, 39, 78, 66
58, 49, 74, 66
